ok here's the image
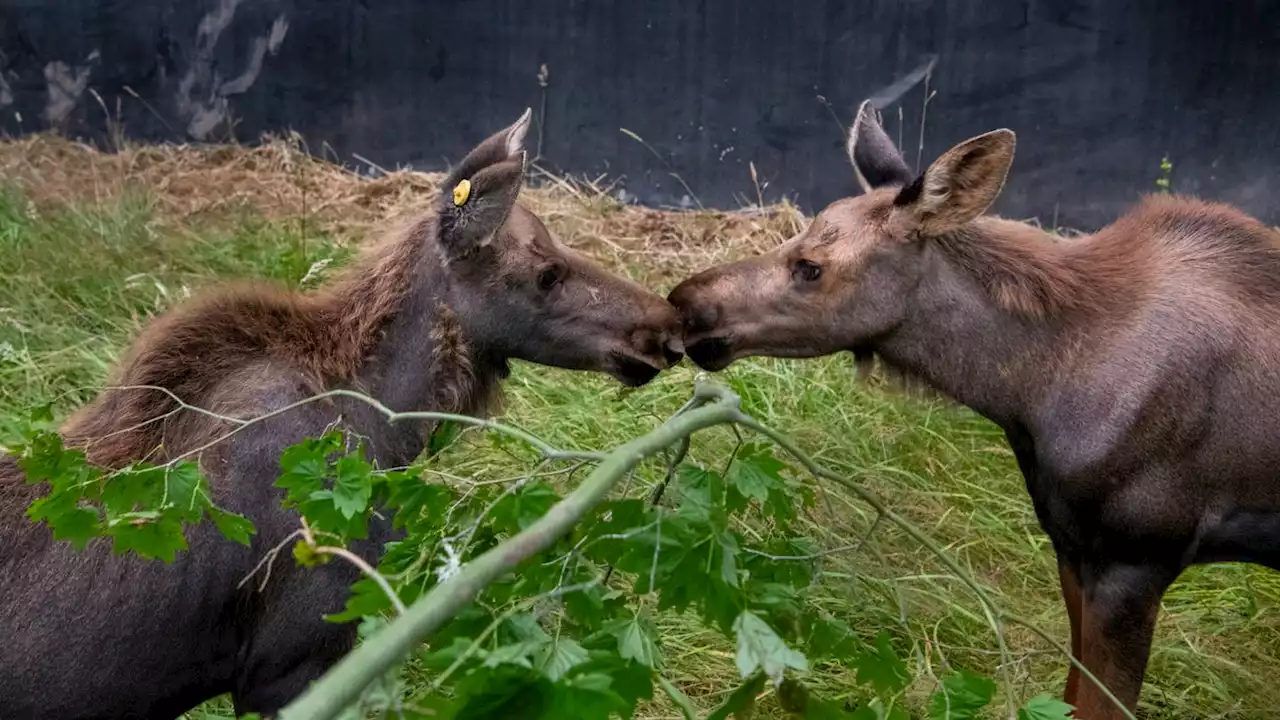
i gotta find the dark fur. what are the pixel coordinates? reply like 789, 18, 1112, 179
670, 99, 1280, 719
0, 111, 681, 719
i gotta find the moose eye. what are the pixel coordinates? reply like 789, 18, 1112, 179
792, 259, 822, 283
537, 264, 565, 291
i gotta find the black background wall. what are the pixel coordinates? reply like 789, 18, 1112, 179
0, 0, 1276, 230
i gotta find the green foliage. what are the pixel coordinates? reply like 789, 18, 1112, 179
1156, 154, 1174, 193
260, 429, 965, 718
928, 669, 996, 719
1017, 694, 1075, 720
7, 407, 255, 561
7, 404, 1018, 719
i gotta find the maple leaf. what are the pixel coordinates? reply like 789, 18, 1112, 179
928, 669, 995, 719
853, 632, 910, 696
1017, 694, 1075, 720
733, 610, 809, 685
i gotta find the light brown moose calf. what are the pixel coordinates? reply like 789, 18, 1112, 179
669, 100, 1280, 719
0, 109, 683, 719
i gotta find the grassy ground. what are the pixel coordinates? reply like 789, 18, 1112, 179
1, 137, 1277, 718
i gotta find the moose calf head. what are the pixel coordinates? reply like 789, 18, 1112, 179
667, 100, 1015, 370
440, 110, 683, 385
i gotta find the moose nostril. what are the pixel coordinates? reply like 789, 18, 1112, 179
681, 303, 721, 336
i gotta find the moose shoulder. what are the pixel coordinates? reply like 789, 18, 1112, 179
668, 99, 1280, 719
0, 109, 682, 719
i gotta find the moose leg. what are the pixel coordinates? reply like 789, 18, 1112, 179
1073, 562, 1176, 719
1058, 559, 1084, 705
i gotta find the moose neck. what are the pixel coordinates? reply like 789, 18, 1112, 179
873, 243, 1066, 429
335, 222, 504, 464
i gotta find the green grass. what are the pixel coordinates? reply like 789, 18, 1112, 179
3, 186, 1278, 719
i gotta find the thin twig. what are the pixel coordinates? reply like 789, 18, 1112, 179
314, 545, 407, 616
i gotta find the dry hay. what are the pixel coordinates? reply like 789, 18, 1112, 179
0, 133, 807, 289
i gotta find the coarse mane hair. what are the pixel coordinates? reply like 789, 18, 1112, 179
932, 194, 1280, 320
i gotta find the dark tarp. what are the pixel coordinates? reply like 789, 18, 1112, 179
0, 0, 1276, 229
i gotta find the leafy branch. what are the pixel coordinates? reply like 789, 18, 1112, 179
10, 380, 1131, 720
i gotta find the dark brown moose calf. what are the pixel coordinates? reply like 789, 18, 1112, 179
669, 100, 1280, 719
0, 110, 683, 719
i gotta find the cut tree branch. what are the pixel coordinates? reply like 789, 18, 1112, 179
278, 382, 742, 720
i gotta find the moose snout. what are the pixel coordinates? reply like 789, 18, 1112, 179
630, 325, 685, 369
667, 280, 722, 339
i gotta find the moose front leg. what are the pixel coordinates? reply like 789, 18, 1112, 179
1073, 562, 1178, 719
1057, 559, 1084, 705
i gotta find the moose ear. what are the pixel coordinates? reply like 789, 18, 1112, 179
897, 129, 1015, 235
847, 100, 914, 192
439, 109, 532, 255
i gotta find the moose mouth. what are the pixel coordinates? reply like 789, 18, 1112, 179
608, 353, 664, 387
685, 336, 734, 371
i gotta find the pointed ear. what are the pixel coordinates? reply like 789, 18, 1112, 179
847, 100, 914, 192
439, 109, 532, 255
896, 129, 1015, 235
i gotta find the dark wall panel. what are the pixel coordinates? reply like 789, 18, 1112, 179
0, 0, 1276, 229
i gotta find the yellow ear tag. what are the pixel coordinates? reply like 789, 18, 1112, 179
452, 179, 472, 207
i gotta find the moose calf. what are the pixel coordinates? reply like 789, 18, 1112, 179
669, 99, 1280, 718
0, 109, 683, 719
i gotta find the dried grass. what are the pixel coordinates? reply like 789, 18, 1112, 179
0, 133, 805, 289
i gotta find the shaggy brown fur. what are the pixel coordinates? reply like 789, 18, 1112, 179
61, 215, 435, 470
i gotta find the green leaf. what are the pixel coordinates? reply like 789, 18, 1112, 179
101, 464, 164, 517
674, 463, 723, 524
717, 527, 741, 588
535, 637, 590, 682
853, 632, 910, 696
504, 613, 552, 644
928, 669, 995, 719
482, 641, 542, 670
492, 481, 561, 532
656, 675, 697, 720
728, 443, 785, 501
567, 653, 653, 718
275, 431, 343, 501
299, 490, 369, 539
607, 613, 662, 668
16, 426, 72, 484
420, 637, 478, 672
426, 419, 465, 458
332, 452, 373, 519
1017, 694, 1075, 720
544, 672, 630, 720
733, 610, 808, 685
777, 678, 852, 719
105, 514, 188, 562
562, 583, 614, 633
705, 672, 766, 720
452, 664, 550, 718
164, 462, 208, 523
324, 576, 392, 624
208, 506, 256, 546
384, 472, 454, 531
27, 492, 100, 548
